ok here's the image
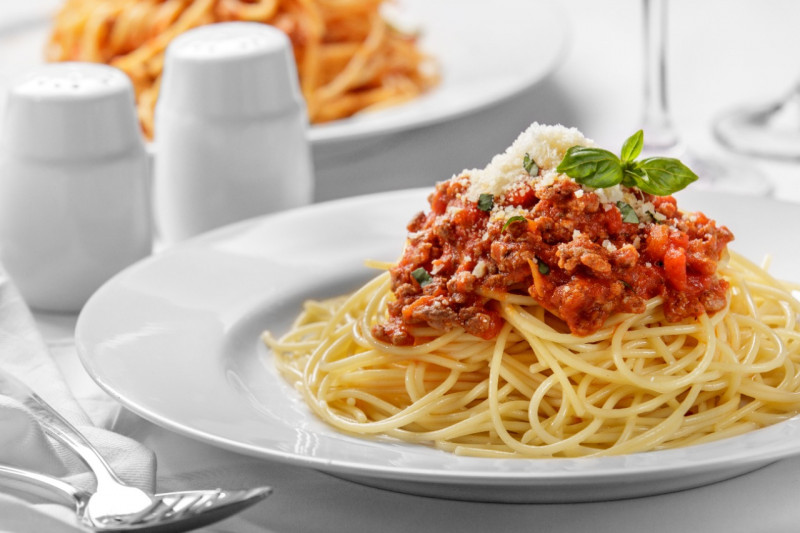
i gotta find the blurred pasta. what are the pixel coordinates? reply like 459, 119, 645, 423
46, 0, 439, 138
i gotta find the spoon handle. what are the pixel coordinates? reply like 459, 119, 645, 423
0, 369, 124, 489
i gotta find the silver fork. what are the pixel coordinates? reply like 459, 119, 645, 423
0, 463, 271, 532
0, 370, 271, 530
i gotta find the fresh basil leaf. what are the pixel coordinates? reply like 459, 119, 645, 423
557, 131, 700, 196
477, 193, 494, 212
620, 130, 644, 162
523, 153, 539, 175
635, 157, 699, 196
537, 260, 550, 275
502, 215, 527, 231
621, 163, 644, 188
556, 147, 623, 189
411, 267, 433, 287
616, 201, 639, 224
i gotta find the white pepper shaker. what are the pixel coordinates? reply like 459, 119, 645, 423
0, 63, 152, 312
153, 22, 314, 244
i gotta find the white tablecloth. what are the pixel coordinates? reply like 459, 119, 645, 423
8, 0, 800, 531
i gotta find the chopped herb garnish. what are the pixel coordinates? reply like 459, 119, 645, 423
620, 280, 632, 290
477, 193, 494, 212
616, 201, 639, 224
523, 153, 539, 175
502, 215, 527, 231
411, 267, 433, 287
537, 259, 550, 275
556, 130, 698, 196
645, 210, 666, 224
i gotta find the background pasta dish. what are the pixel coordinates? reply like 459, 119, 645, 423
46, 0, 438, 138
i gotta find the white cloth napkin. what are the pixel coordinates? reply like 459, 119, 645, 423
0, 266, 156, 532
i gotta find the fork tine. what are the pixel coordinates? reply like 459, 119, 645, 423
221, 487, 273, 503
98, 498, 165, 527
143, 489, 225, 523
166, 492, 207, 519
102, 487, 273, 531
187, 490, 223, 514
148, 497, 187, 522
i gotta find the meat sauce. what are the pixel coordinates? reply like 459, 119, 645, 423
373, 175, 734, 345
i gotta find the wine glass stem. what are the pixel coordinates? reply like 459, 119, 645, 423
641, 0, 679, 152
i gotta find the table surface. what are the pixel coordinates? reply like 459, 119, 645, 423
8, 0, 800, 531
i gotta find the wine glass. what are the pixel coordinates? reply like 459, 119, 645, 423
639, 0, 772, 195
713, 80, 800, 160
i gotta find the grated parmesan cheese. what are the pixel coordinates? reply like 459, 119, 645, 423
490, 204, 528, 223
592, 185, 625, 205
472, 259, 488, 278
464, 123, 593, 202
591, 186, 668, 223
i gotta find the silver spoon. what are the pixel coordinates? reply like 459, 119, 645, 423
0, 463, 271, 532
0, 369, 271, 530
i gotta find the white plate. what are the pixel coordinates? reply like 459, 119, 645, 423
0, 0, 568, 145
75, 188, 800, 503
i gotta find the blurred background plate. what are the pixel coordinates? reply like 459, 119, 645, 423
0, 0, 569, 146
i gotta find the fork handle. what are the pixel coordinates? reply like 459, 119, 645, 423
0, 369, 124, 489
0, 463, 86, 509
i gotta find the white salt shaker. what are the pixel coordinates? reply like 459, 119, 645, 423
0, 63, 152, 312
153, 22, 314, 244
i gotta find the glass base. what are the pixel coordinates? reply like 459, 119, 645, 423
642, 143, 773, 196
713, 91, 800, 161
683, 150, 772, 196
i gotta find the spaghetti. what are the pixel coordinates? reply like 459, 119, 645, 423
46, 0, 438, 138
262, 124, 800, 458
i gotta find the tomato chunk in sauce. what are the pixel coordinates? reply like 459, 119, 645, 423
373, 174, 733, 345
